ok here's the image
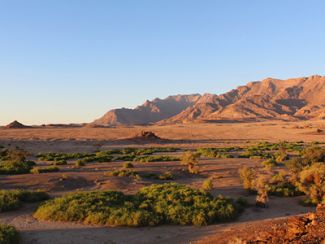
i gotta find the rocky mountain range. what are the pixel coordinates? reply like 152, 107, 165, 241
92, 75, 325, 126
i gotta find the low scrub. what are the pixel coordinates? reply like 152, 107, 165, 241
106, 169, 138, 177
0, 161, 35, 174
134, 155, 180, 162
0, 189, 49, 212
142, 171, 174, 180
34, 183, 241, 226
0, 224, 19, 244
31, 166, 59, 174
197, 147, 239, 158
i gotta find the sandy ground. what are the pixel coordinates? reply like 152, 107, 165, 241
0, 120, 323, 243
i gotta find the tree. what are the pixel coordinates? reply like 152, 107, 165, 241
297, 163, 325, 204
181, 151, 200, 174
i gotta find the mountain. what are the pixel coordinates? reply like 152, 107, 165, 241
163, 75, 325, 123
92, 94, 201, 126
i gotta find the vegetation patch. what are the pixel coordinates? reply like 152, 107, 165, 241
142, 171, 174, 180
134, 155, 180, 162
34, 183, 242, 227
0, 189, 49, 212
31, 166, 59, 174
0, 161, 35, 174
0, 224, 19, 244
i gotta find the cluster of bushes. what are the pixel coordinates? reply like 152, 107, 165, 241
142, 171, 174, 180
37, 152, 94, 161
285, 146, 325, 204
239, 167, 301, 198
106, 169, 138, 178
34, 183, 243, 226
38, 147, 180, 165
239, 146, 325, 205
0, 148, 36, 174
239, 149, 274, 160
31, 166, 59, 174
0, 161, 36, 174
0, 224, 19, 244
133, 155, 180, 163
0, 189, 49, 212
197, 147, 240, 158
181, 151, 200, 174
247, 141, 304, 152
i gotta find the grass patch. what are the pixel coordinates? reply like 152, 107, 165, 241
34, 183, 241, 227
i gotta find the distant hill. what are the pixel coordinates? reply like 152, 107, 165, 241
92, 94, 201, 126
93, 75, 325, 126
5, 120, 30, 129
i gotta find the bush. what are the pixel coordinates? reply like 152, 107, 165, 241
75, 160, 86, 167
201, 178, 213, 192
0, 224, 19, 244
238, 166, 256, 191
0, 189, 49, 212
297, 163, 325, 204
301, 146, 325, 163
181, 151, 200, 174
51, 160, 67, 166
0, 161, 35, 174
262, 159, 277, 168
123, 162, 134, 168
267, 173, 302, 197
34, 183, 241, 227
31, 166, 59, 174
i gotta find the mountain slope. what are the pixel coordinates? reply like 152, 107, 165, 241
92, 94, 201, 126
163, 75, 325, 123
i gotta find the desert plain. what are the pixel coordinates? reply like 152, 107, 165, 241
0, 120, 324, 243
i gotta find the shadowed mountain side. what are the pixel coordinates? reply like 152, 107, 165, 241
92, 94, 201, 126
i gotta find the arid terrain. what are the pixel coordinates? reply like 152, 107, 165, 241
0, 120, 324, 243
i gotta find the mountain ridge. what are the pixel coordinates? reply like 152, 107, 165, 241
93, 75, 325, 126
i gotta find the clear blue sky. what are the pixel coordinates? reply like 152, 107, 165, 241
1, 0, 324, 125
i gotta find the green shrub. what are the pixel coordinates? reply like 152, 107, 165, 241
0, 161, 35, 174
0, 189, 49, 212
238, 166, 256, 191
297, 163, 325, 204
262, 159, 277, 168
201, 178, 213, 192
31, 166, 59, 174
181, 151, 200, 174
301, 146, 325, 163
34, 183, 241, 227
0, 224, 19, 244
123, 162, 134, 168
267, 173, 302, 197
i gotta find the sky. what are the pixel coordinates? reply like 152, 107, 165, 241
1, 0, 325, 125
